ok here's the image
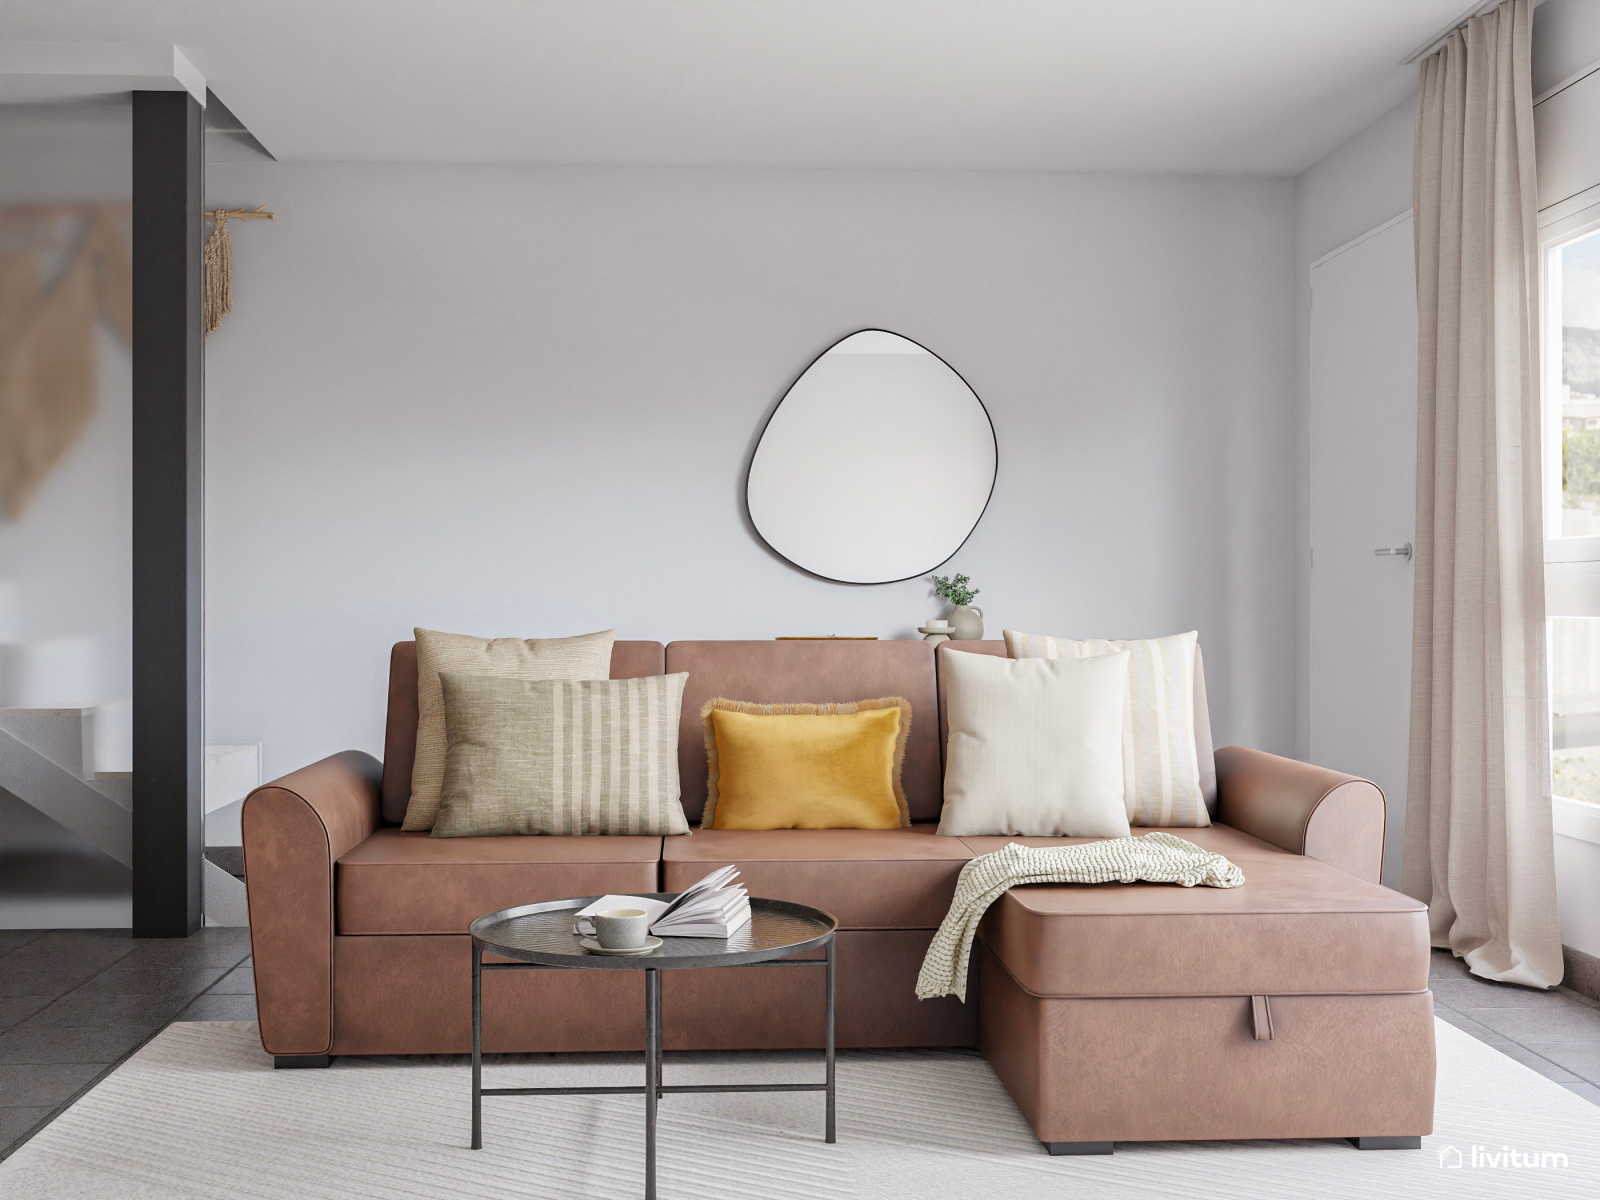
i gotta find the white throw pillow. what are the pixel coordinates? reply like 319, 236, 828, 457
938, 649, 1132, 838
1004, 629, 1210, 828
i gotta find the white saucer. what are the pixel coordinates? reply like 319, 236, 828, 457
580, 936, 662, 956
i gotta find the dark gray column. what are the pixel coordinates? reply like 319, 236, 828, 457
131, 90, 204, 938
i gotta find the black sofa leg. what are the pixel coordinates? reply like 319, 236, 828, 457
274, 1054, 333, 1069
1045, 1142, 1114, 1155
1348, 1136, 1420, 1150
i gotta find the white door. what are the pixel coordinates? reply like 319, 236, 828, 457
1310, 214, 1417, 889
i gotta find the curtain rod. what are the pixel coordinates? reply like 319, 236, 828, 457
1400, 0, 1530, 66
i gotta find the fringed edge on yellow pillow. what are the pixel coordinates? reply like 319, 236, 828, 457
700, 696, 913, 830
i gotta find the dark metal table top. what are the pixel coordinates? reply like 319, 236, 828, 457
470, 894, 837, 969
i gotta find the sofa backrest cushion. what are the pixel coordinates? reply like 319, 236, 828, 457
379, 640, 666, 825
665, 640, 942, 824
936, 640, 1218, 815
380, 637, 1214, 827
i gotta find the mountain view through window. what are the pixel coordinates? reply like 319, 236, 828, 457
1561, 228, 1600, 534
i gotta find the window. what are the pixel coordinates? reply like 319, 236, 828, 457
1551, 616, 1600, 805
1541, 210, 1600, 809
1547, 226, 1600, 537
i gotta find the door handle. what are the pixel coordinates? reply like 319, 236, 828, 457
1374, 543, 1413, 560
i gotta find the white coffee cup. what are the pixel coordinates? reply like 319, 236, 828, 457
593, 908, 650, 949
924, 620, 951, 631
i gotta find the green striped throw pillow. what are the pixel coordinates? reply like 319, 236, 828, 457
431, 672, 691, 837
1003, 629, 1209, 828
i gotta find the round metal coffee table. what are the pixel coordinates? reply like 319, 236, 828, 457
468, 894, 838, 1200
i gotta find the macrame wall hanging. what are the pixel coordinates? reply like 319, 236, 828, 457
203, 205, 272, 337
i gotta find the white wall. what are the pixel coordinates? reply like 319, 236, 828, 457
1533, 0, 1600, 96
203, 162, 1296, 784
1555, 799, 1600, 958
1534, 0, 1600, 215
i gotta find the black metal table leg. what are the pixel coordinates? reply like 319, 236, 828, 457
644, 967, 658, 1200
825, 934, 836, 1144
654, 969, 664, 1100
471, 943, 483, 1150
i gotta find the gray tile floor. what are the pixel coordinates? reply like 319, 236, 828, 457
1429, 949, 1600, 1105
0, 937, 1596, 1163
0, 927, 253, 1160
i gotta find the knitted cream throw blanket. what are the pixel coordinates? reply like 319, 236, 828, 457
916, 832, 1245, 1002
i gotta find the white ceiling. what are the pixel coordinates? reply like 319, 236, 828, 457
0, 0, 1475, 175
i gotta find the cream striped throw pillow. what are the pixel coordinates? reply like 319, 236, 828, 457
1003, 629, 1209, 828
431, 672, 691, 837
402, 627, 615, 831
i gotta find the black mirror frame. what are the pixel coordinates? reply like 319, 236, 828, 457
743, 328, 999, 586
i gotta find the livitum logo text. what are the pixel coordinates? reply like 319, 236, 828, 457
1438, 1144, 1570, 1169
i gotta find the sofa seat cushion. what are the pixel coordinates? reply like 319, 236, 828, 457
663, 825, 974, 930
336, 829, 662, 935
963, 824, 1429, 998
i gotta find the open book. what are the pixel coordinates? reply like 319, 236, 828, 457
572, 865, 752, 939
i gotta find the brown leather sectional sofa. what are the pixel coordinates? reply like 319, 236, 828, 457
241, 638, 1435, 1152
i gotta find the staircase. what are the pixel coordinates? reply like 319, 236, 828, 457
0, 707, 256, 926
0, 708, 132, 865
201, 744, 258, 927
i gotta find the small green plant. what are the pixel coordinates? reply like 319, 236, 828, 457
930, 573, 979, 607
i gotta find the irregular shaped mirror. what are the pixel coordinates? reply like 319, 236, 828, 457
747, 330, 996, 584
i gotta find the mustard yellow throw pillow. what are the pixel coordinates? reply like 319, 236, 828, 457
701, 698, 912, 830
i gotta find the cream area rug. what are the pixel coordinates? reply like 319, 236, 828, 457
2, 1020, 1597, 1199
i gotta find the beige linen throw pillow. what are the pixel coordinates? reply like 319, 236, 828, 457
402, 627, 615, 831
1003, 628, 1209, 828
432, 672, 690, 837
937, 650, 1131, 838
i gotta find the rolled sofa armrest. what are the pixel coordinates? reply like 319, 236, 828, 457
1214, 745, 1386, 884
241, 750, 381, 1056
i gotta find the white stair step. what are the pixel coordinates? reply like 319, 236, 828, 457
0, 725, 130, 865
88, 773, 131, 811
203, 858, 249, 927
90, 699, 132, 774
205, 797, 245, 848
0, 708, 94, 777
0, 703, 133, 778
205, 743, 260, 815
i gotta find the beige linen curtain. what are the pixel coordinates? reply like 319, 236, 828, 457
1404, 0, 1562, 988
